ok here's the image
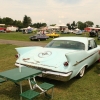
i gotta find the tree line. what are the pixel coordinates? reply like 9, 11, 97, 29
0, 15, 47, 29
0, 15, 99, 30
66, 21, 94, 30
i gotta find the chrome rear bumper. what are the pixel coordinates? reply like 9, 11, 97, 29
42, 71, 72, 81
15, 63, 72, 81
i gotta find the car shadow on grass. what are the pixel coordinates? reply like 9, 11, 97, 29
36, 75, 81, 91
36, 63, 98, 90
94, 62, 100, 75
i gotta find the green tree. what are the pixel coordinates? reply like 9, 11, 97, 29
77, 21, 86, 30
67, 23, 71, 30
13, 20, 17, 26
41, 23, 47, 27
0, 17, 3, 24
2, 17, 13, 25
71, 21, 77, 29
23, 15, 32, 27
32, 23, 47, 28
85, 21, 94, 27
50, 24, 56, 26
16, 20, 23, 28
12, 20, 23, 28
95, 25, 100, 28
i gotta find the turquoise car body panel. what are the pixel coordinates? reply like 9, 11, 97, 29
15, 37, 100, 81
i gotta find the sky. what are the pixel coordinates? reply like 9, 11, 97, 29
0, 0, 100, 26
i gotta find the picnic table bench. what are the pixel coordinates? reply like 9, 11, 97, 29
0, 67, 54, 100
20, 82, 54, 100
20, 76, 54, 99
0, 78, 6, 84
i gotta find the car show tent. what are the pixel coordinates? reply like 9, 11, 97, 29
84, 27, 100, 32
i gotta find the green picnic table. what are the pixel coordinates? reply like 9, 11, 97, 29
0, 67, 54, 100
0, 67, 42, 99
0, 67, 42, 83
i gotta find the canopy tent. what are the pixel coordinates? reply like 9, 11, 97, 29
75, 28, 80, 31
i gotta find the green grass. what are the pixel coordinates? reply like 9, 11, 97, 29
0, 31, 100, 44
0, 33, 100, 100
0, 32, 32, 41
1, 31, 100, 44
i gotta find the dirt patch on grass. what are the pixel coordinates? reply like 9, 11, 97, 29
0, 39, 47, 47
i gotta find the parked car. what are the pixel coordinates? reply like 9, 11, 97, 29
0, 28, 6, 33
97, 32, 100, 40
74, 30, 83, 35
0, 30, 6, 33
46, 32, 60, 38
98, 35, 100, 40
29, 33, 49, 41
15, 37, 100, 81
62, 30, 70, 34
89, 30, 98, 37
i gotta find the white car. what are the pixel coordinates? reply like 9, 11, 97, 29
15, 37, 100, 81
75, 30, 83, 35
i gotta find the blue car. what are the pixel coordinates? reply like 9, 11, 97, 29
29, 33, 49, 41
15, 37, 100, 81
75, 30, 83, 35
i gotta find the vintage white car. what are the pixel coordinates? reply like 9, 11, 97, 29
15, 37, 100, 81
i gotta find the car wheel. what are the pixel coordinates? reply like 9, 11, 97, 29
77, 66, 85, 78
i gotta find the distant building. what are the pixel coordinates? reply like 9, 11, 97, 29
0, 27, 6, 32
6, 26, 18, 32
48, 24, 68, 32
84, 27, 100, 32
0, 24, 5, 26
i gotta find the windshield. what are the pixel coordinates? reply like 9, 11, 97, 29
45, 40, 85, 50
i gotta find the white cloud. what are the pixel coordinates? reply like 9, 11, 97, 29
0, 0, 100, 26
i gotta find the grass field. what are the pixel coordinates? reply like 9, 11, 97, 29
0, 32, 100, 100
0, 31, 100, 44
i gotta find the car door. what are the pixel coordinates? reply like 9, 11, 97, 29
87, 39, 99, 66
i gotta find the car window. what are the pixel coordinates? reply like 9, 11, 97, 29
88, 40, 97, 50
45, 40, 85, 50
45, 40, 61, 48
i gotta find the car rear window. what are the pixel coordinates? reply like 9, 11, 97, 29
45, 40, 85, 50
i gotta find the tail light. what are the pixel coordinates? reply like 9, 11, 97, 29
64, 62, 69, 66
15, 54, 19, 58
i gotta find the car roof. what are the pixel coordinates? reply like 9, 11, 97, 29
53, 37, 93, 43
